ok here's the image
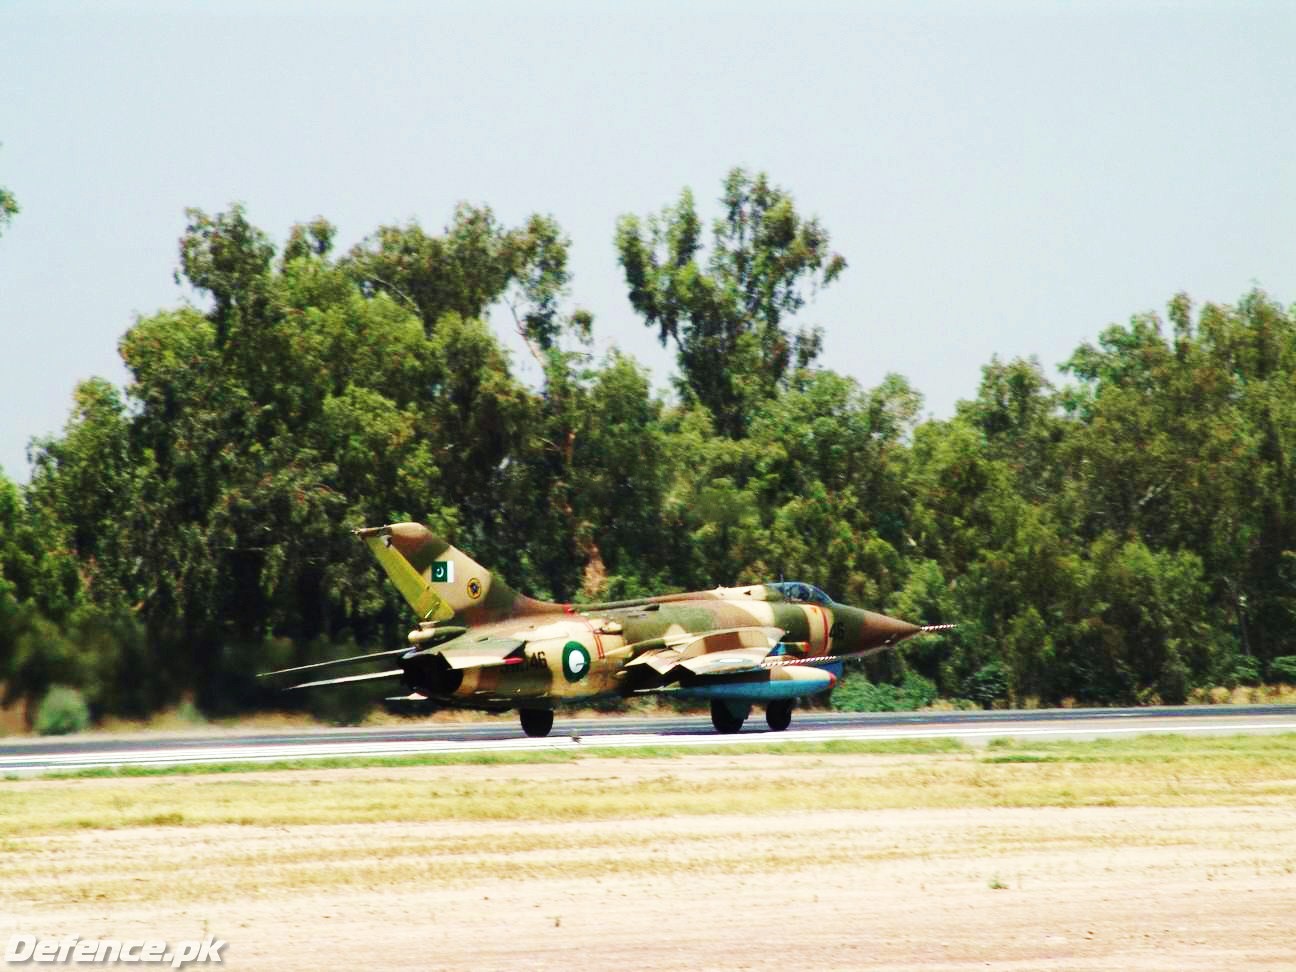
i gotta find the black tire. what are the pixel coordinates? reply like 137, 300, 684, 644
710, 699, 748, 734
519, 708, 554, 738
765, 700, 793, 732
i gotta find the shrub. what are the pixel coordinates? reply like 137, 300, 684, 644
1269, 656, 1296, 683
1232, 655, 1262, 687
34, 685, 90, 736
898, 670, 938, 709
963, 661, 1008, 708
588, 695, 628, 714
1158, 653, 1191, 705
830, 673, 900, 712
306, 684, 374, 726
830, 670, 938, 713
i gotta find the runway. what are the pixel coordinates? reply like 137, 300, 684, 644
3, 704, 1295, 774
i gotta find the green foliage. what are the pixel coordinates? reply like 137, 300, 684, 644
34, 685, 90, 736
616, 168, 845, 437
963, 661, 1008, 708
831, 670, 937, 713
0, 187, 15, 238
1269, 657, 1296, 683
7, 177, 1296, 728
1231, 655, 1263, 687
1157, 649, 1191, 705
0, 144, 17, 240
294, 636, 376, 726
345, 205, 590, 351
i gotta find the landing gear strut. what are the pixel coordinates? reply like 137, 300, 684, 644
765, 700, 793, 732
519, 708, 554, 738
710, 700, 750, 734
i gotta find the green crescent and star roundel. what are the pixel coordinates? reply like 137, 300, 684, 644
562, 641, 591, 682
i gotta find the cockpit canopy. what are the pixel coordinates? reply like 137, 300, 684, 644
767, 581, 834, 606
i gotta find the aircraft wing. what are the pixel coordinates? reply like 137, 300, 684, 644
667, 626, 783, 655
415, 635, 527, 670
677, 646, 774, 676
626, 626, 783, 678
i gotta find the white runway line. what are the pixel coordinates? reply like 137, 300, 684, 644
5, 718, 1296, 773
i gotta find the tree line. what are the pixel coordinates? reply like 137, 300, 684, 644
3, 168, 1295, 727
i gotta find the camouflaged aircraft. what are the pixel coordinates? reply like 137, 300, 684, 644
261, 523, 952, 736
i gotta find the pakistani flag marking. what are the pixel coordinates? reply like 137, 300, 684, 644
562, 641, 591, 682
431, 561, 454, 583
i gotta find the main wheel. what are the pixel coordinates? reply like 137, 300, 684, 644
766, 700, 793, 732
519, 708, 554, 738
710, 699, 749, 734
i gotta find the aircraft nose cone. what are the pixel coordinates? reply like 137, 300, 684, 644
858, 611, 923, 650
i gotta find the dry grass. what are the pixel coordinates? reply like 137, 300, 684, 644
2, 735, 1295, 908
1187, 683, 1296, 705
0, 694, 26, 736
19, 805, 1295, 911
5, 736, 1296, 970
5, 735, 1295, 838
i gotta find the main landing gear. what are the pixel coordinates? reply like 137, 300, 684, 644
765, 700, 793, 732
709, 699, 795, 733
710, 700, 750, 734
519, 708, 554, 737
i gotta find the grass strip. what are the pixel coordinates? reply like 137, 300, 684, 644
0, 734, 1290, 837
1, 731, 1293, 911
10, 736, 964, 781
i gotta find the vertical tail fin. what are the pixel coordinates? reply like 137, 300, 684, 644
354, 523, 552, 622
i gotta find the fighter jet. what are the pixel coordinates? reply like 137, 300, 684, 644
261, 523, 951, 736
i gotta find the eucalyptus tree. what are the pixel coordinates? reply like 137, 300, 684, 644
616, 168, 846, 437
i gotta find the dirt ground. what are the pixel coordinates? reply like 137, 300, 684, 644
4, 755, 1295, 970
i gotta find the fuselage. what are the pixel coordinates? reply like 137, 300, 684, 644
400, 583, 919, 708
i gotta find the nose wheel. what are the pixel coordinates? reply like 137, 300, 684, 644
765, 700, 793, 732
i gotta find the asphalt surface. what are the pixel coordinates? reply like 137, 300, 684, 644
3, 705, 1296, 774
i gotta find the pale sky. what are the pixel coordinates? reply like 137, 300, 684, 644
2, 0, 1294, 482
